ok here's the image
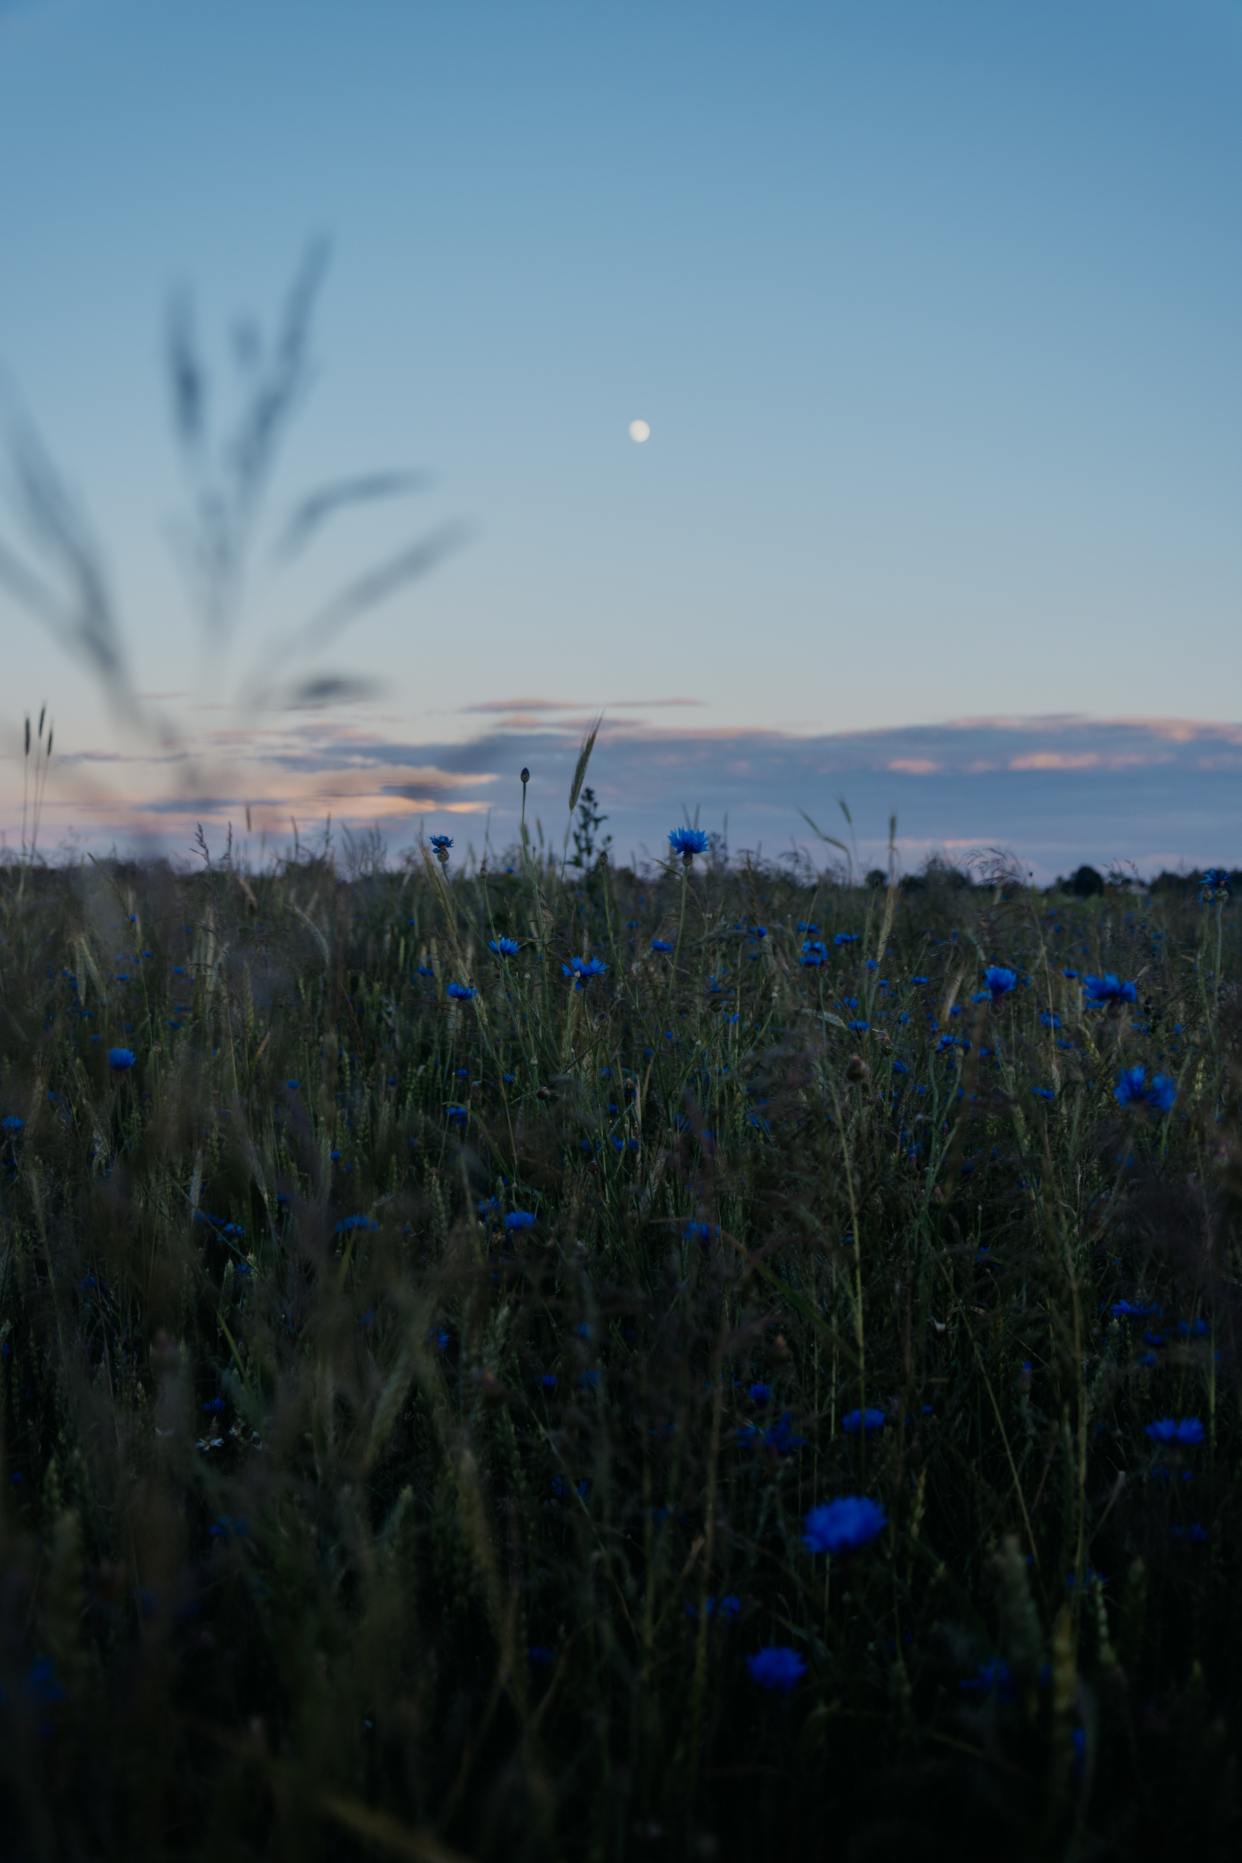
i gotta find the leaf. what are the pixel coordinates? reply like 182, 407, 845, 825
568, 712, 604, 815
272, 469, 432, 562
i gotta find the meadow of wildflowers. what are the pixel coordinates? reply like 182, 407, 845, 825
0, 826, 1240, 1861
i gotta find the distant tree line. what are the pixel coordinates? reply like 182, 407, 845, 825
861, 859, 1240, 898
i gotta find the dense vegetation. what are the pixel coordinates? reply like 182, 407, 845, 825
1, 825, 1239, 1862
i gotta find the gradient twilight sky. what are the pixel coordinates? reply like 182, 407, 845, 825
1, 0, 1240, 876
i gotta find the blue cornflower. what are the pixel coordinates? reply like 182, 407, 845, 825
504, 1209, 537, 1230
841, 1407, 886, 1435
651, 937, 673, 952
2, 1115, 24, 1133
334, 1214, 379, 1234
834, 931, 859, 946
562, 955, 607, 987
1110, 1297, 1161, 1320
668, 826, 710, 860
687, 1592, 743, 1622
488, 937, 520, 957
1032, 1085, 1056, 1101
959, 1659, 1016, 1701
107, 1046, 136, 1071
1200, 868, 1229, 901
756, 1410, 804, 1454
802, 1495, 887, 1554
984, 965, 1017, 1000
683, 1221, 715, 1242
800, 940, 828, 967
1115, 1065, 1176, 1113
1084, 973, 1137, 1006
429, 834, 452, 853
446, 982, 476, 1000
747, 1381, 771, 1406
1145, 1417, 1204, 1445
445, 1103, 468, 1124
746, 1645, 807, 1692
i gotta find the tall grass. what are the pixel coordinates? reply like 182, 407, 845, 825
0, 828, 1238, 1861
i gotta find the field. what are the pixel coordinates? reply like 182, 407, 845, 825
0, 819, 1239, 1861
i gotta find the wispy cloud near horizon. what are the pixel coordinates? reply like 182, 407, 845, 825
4, 706, 1239, 880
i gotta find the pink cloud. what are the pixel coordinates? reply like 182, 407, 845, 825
888, 758, 940, 775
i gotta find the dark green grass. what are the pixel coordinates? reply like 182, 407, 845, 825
0, 842, 1239, 1861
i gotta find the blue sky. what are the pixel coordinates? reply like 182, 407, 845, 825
1, 0, 1240, 875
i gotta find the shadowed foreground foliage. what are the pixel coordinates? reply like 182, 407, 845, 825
1, 839, 1240, 1861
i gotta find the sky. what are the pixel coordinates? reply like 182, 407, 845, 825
1, 0, 1239, 878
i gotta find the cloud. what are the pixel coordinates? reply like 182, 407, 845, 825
458, 696, 704, 714
9, 709, 1242, 881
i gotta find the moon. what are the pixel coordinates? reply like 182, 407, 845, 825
628, 418, 651, 443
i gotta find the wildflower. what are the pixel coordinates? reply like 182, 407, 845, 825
1200, 868, 1229, 902
841, 1407, 886, 1435
802, 1495, 887, 1554
1032, 1085, 1056, 1101
651, 937, 673, 952
833, 931, 859, 946
504, 1209, 537, 1230
687, 1593, 742, 1621
334, 1214, 379, 1234
1145, 1417, 1204, 1445
763, 1411, 806, 1454
446, 982, 476, 1000
746, 1645, 807, 1692
984, 965, 1017, 1000
488, 936, 520, 957
1110, 1297, 1161, 1320
1084, 973, 1137, 1006
747, 1381, 771, 1406
107, 1046, 136, 1071
668, 826, 709, 860
429, 834, 452, 865
1, 1115, 24, 1133
959, 1659, 1016, 1702
1115, 1065, 1176, 1113
562, 955, 607, 988
445, 1104, 468, 1124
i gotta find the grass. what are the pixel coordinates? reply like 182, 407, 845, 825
0, 814, 1238, 1862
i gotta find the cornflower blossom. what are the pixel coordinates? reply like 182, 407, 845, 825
488, 937, 520, 957
802, 1495, 887, 1554
841, 1407, 886, 1435
746, 1646, 807, 1692
1145, 1417, 1205, 1445
1115, 1065, 1176, 1114
562, 955, 607, 988
107, 1046, 136, 1071
984, 965, 1017, 1000
668, 826, 709, 860
446, 982, 476, 1001
1084, 973, 1137, 1006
